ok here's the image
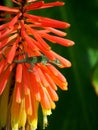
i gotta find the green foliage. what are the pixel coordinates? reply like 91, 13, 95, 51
92, 62, 98, 95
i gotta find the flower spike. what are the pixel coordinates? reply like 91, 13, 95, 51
0, 0, 74, 130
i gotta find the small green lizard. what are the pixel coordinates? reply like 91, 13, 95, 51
13, 54, 49, 65
13, 54, 61, 71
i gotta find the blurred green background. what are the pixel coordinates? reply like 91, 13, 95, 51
1, 0, 98, 130
44, 1, 98, 130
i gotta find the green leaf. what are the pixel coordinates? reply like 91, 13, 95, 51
92, 63, 98, 95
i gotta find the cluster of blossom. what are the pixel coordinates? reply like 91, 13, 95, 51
0, 0, 74, 130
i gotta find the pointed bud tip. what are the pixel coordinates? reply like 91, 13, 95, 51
68, 41, 75, 46
63, 82, 68, 91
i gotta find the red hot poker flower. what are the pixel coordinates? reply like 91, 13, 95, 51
0, 0, 74, 130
